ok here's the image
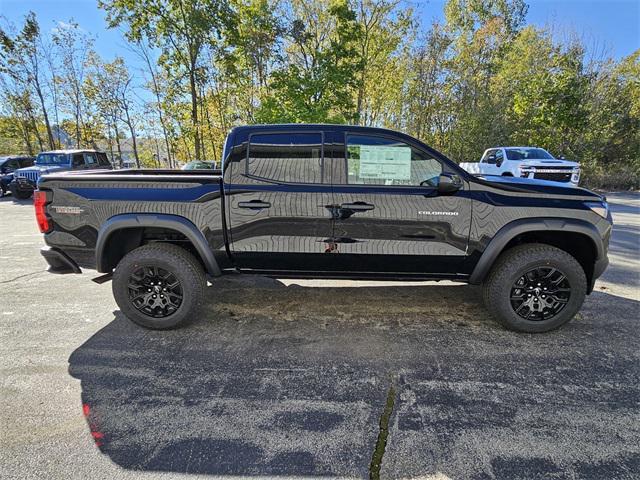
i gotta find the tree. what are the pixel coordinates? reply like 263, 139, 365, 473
0, 12, 56, 149
353, 0, 413, 126
52, 20, 94, 148
256, 0, 364, 123
99, 0, 235, 160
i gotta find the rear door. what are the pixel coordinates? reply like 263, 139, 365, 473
325, 131, 472, 275
227, 130, 335, 272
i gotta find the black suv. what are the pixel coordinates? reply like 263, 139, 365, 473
0, 156, 35, 197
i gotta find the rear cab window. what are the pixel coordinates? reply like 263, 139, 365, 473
247, 132, 323, 184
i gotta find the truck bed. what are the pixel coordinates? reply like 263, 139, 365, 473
38, 168, 226, 272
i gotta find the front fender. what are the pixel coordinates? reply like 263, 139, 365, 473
469, 217, 605, 285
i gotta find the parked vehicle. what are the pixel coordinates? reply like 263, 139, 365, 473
10, 149, 113, 199
460, 147, 581, 186
36, 125, 611, 333
0, 156, 35, 197
182, 160, 218, 170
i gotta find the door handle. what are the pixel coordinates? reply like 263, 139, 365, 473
340, 202, 375, 212
238, 200, 271, 210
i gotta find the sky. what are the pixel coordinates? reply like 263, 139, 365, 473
0, 0, 638, 68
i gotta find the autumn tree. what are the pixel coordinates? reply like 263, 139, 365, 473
99, 0, 235, 160
256, 0, 364, 123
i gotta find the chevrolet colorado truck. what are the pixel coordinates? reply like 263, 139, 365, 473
460, 147, 581, 186
35, 125, 611, 332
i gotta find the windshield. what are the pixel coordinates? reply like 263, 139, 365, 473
36, 153, 69, 165
184, 161, 215, 170
505, 148, 554, 160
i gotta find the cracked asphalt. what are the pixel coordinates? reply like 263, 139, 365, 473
1, 192, 639, 480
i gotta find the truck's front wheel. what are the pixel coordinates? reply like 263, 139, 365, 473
113, 243, 206, 329
482, 244, 587, 333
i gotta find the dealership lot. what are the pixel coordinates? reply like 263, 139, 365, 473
1, 192, 638, 479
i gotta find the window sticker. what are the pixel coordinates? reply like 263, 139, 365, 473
352, 145, 411, 181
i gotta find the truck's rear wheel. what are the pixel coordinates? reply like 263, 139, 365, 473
482, 244, 587, 333
113, 243, 205, 329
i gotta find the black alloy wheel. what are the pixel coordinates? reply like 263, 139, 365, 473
127, 265, 183, 318
482, 243, 587, 333
510, 267, 571, 321
113, 243, 205, 329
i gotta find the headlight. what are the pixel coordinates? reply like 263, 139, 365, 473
519, 166, 533, 178
571, 167, 580, 183
585, 200, 608, 218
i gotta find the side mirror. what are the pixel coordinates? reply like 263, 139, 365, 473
438, 173, 463, 194
496, 159, 503, 167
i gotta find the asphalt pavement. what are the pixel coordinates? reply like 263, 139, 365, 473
0, 192, 638, 479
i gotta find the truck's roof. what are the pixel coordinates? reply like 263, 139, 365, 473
491, 146, 545, 150
230, 123, 412, 136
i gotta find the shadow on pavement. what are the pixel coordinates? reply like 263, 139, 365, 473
68, 277, 640, 478
0, 195, 33, 206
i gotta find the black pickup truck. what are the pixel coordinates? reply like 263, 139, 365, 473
35, 125, 612, 332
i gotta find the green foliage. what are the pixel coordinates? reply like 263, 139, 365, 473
255, 0, 364, 123
0, 0, 637, 188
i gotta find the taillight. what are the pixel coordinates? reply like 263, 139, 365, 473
34, 190, 51, 233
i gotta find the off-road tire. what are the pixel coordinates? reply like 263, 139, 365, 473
113, 243, 206, 329
483, 243, 587, 333
0, 185, 6, 197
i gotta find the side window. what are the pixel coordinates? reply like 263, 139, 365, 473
72, 154, 85, 167
5, 159, 19, 171
247, 132, 322, 184
20, 158, 34, 167
84, 153, 97, 167
494, 149, 504, 165
481, 150, 494, 163
97, 153, 111, 167
484, 150, 497, 164
344, 135, 442, 186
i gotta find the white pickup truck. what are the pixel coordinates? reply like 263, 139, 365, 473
460, 147, 581, 186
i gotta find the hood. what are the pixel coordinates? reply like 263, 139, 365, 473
477, 174, 601, 199
15, 164, 71, 175
519, 159, 580, 168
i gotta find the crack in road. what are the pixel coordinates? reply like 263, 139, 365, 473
0, 270, 44, 284
369, 380, 397, 480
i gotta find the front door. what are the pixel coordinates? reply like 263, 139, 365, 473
325, 131, 472, 276
227, 130, 335, 272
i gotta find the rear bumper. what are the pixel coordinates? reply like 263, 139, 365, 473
40, 246, 82, 274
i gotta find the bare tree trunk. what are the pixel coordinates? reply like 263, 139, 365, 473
123, 105, 140, 168
189, 67, 202, 160
114, 120, 124, 168
19, 119, 34, 155
33, 78, 55, 149
135, 42, 173, 167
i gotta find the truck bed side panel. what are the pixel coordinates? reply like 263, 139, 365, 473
39, 174, 225, 271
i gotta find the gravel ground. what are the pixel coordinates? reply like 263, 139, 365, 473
0, 192, 638, 479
